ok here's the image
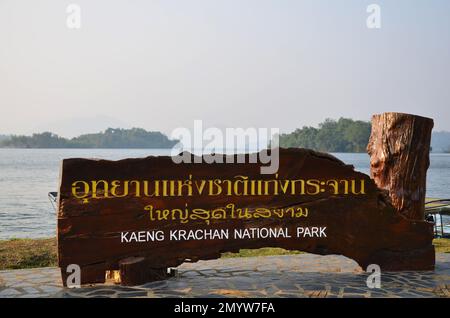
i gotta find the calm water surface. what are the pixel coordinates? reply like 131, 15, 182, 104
0, 149, 449, 239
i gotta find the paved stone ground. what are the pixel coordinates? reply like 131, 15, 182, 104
0, 254, 449, 298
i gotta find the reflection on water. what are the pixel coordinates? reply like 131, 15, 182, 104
0, 149, 449, 239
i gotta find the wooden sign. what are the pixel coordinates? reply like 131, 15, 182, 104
57, 147, 435, 286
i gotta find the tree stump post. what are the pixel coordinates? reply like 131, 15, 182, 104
367, 112, 434, 220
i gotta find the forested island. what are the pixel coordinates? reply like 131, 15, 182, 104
279, 118, 450, 153
279, 118, 371, 152
0, 128, 178, 149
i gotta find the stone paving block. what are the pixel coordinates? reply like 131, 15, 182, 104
38, 285, 62, 294
22, 286, 40, 294
117, 291, 148, 298
342, 293, 369, 298
86, 289, 118, 296
343, 287, 371, 294
139, 280, 168, 289
180, 270, 201, 278
0, 288, 22, 296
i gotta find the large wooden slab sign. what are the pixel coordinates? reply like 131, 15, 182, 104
57, 148, 435, 286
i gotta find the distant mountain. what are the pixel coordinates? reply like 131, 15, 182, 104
431, 131, 450, 153
0, 128, 178, 149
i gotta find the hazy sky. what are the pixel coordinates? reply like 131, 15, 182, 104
1, 0, 449, 137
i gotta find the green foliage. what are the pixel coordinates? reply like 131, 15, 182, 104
0, 128, 177, 149
280, 118, 371, 153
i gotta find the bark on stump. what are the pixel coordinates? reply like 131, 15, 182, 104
367, 112, 434, 220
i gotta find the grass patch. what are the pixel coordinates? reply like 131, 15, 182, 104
0, 238, 57, 270
221, 247, 302, 258
0, 237, 449, 270
433, 238, 450, 253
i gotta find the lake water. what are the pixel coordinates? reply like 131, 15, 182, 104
0, 149, 449, 239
